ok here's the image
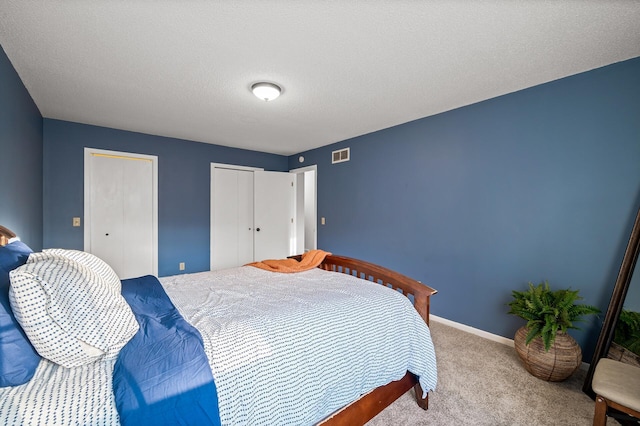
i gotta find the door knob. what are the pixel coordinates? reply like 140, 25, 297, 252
256, 228, 261, 232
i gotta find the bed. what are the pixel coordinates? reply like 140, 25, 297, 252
0, 225, 437, 425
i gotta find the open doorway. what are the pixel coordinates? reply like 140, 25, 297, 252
290, 165, 317, 254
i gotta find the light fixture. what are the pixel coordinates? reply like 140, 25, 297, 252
251, 82, 282, 101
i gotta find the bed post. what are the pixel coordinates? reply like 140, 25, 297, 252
414, 383, 429, 410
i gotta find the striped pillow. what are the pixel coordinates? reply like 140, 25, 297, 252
9, 256, 138, 368
34, 249, 121, 291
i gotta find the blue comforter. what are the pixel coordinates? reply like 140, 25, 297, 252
113, 275, 221, 426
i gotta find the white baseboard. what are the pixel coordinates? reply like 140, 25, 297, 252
430, 315, 591, 369
430, 314, 514, 347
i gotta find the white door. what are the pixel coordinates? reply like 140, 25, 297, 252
254, 170, 295, 261
84, 149, 158, 279
211, 167, 255, 270
210, 165, 295, 270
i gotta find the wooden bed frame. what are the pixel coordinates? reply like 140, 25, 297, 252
0, 225, 16, 247
289, 254, 437, 425
1, 226, 437, 425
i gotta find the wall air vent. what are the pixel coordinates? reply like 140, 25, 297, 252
332, 147, 350, 164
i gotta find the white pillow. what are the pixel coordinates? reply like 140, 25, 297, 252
9, 256, 138, 368
33, 249, 121, 292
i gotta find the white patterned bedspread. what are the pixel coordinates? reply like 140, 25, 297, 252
160, 266, 437, 426
0, 357, 119, 425
0, 266, 436, 426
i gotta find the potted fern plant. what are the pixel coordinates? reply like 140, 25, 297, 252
507, 281, 600, 381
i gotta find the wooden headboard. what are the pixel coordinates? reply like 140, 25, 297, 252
0, 225, 17, 247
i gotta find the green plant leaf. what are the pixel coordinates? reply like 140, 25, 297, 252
506, 280, 600, 352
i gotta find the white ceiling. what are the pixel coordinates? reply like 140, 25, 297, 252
1, 1, 639, 156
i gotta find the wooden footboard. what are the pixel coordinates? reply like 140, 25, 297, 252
319, 372, 424, 425
290, 254, 437, 425
313, 254, 437, 325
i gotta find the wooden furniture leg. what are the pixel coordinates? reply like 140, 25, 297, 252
414, 383, 428, 410
593, 395, 608, 426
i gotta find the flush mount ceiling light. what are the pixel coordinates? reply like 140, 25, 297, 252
251, 82, 282, 101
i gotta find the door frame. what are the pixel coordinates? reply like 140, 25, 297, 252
289, 164, 318, 252
84, 147, 159, 276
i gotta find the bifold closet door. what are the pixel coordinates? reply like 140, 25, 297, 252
253, 170, 295, 262
211, 166, 295, 270
87, 153, 154, 279
211, 168, 254, 270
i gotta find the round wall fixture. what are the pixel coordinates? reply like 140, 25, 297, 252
251, 82, 282, 101
298, 156, 305, 163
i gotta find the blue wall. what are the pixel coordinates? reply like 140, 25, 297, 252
290, 57, 640, 360
43, 120, 288, 276
0, 45, 43, 250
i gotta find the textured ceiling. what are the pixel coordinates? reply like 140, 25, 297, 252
1, 1, 639, 155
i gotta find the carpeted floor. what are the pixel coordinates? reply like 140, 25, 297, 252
366, 320, 619, 426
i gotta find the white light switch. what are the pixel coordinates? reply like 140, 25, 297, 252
321, 217, 326, 225
72, 217, 81, 227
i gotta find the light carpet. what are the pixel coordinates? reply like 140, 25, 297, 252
367, 320, 619, 426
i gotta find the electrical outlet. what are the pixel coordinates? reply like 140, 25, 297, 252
179, 262, 185, 271
72, 217, 81, 227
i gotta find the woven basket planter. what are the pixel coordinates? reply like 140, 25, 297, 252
514, 326, 582, 382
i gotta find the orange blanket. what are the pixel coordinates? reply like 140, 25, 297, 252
246, 249, 332, 273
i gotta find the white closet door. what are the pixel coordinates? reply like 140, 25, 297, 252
121, 158, 154, 278
236, 170, 254, 264
211, 168, 254, 270
89, 155, 124, 275
254, 170, 295, 261
85, 150, 157, 279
